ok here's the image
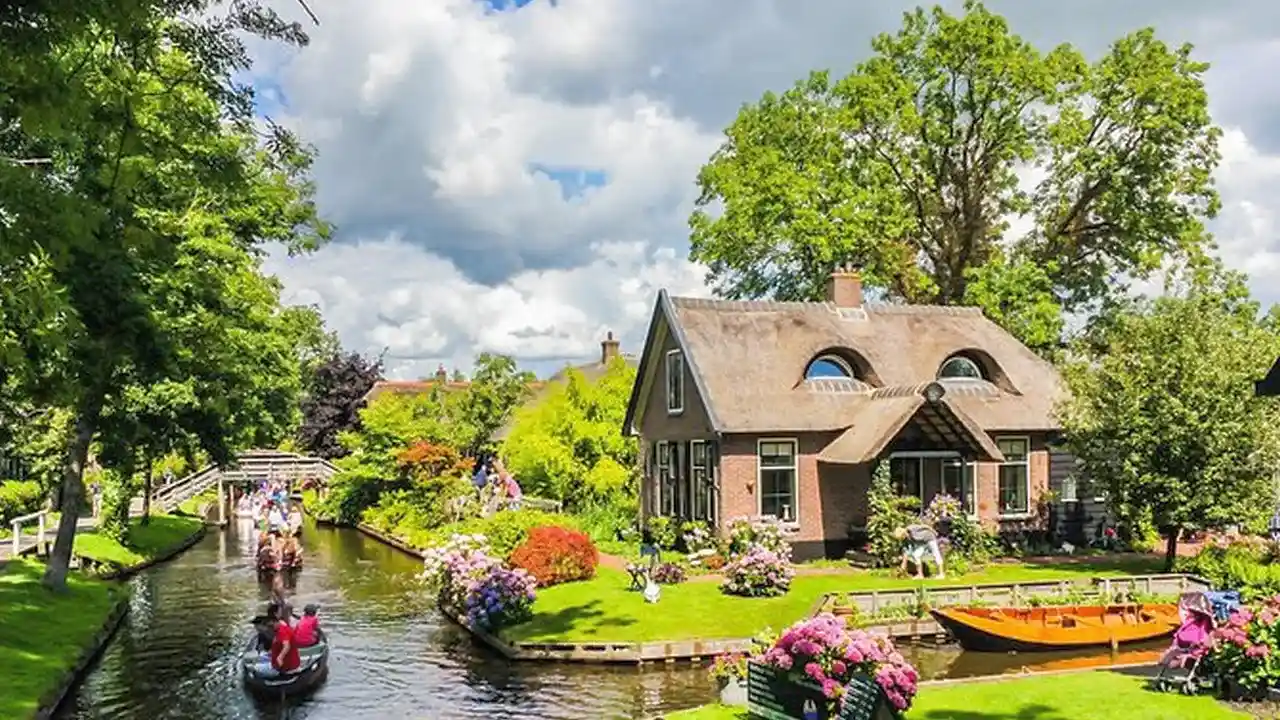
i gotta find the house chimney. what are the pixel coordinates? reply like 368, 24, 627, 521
435, 364, 447, 383
826, 263, 863, 308
601, 331, 620, 364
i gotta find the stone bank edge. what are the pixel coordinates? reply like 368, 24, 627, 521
32, 521, 208, 719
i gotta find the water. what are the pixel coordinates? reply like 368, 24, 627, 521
55, 520, 1160, 720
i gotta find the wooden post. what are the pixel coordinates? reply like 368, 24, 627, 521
11, 520, 19, 556
37, 512, 45, 553
217, 476, 226, 525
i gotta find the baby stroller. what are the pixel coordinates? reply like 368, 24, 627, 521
1153, 590, 1241, 695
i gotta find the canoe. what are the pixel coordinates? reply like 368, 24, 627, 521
241, 628, 329, 697
931, 603, 1179, 653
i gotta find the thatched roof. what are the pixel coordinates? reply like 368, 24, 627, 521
626, 291, 1065, 437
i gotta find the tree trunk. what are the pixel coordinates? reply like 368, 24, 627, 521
41, 410, 98, 592
141, 457, 153, 525
1163, 526, 1180, 573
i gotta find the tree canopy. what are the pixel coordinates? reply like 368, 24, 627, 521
689, 1, 1220, 352
500, 358, 638, 511
456, 353, 536, 457
1059, 263, 1280, 570
297, 351, 384, 459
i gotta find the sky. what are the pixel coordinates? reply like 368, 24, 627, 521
253, 0, 1280, 380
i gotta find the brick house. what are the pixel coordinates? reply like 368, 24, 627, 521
622, 267, 1082, 560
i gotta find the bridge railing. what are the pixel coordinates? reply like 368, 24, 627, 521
10, 509, 48, 556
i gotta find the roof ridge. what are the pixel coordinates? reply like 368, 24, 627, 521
666, 295, 985, 316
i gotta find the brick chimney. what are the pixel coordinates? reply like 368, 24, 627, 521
826, 263, 863, 308
435, 364, 447, 383
601, 331, 620, 364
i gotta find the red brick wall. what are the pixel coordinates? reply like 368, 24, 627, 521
974, 435, 1051, 529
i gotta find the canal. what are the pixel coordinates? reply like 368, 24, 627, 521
55, 519, 1163, 719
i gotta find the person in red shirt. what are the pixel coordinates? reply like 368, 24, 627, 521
255, 602, 300, 676
293, 604, 320, 647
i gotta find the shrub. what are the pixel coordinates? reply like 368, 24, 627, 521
866, 461, 919, 566
0, 480, 44, 525
423, 509, 582, 558
420, 533, 537, 632
727, 517, 791, 558
1204, 596, 1280, 694
509, 526, 599, 586
924, 494, 998, 565
703, 553, 727, 571
1177, 542, 1280, 601
755, 613, 919, 713
647, 516, 680, 551
652, 562, 686, 585
721, 545, 794, 597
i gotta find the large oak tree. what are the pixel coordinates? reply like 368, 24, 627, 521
689, 1, 1220, 352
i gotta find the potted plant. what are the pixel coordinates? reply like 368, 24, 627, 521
709, 652, 749, 705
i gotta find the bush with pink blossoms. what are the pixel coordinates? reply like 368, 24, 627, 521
1204, 595, 1280, 694
421, 533, 537, 631
721, 545, 794, 597
753, 613, 919, 714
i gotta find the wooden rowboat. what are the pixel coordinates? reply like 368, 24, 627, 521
241, 628, 329, 697
931, 603, 1179, 653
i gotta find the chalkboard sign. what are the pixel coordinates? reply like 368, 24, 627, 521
746, 663, 900, 720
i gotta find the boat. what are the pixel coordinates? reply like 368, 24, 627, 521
930, 603, 1180, 653
241, 628, 330, 697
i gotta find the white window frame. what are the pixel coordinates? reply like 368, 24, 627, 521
665, 349, 685, 415
757, 438, 799, 524
656, 440, 673, 517
691, 440, 708, 521
888, 451, 978, 520
995, 435, 1032, 518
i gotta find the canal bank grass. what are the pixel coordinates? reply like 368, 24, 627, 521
663, 672, 1249, 719
0, 559, 119, 719
504, 557, 1164, 644
74, 514, 204, 568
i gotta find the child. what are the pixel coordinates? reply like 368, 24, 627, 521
294, 603, 321, 647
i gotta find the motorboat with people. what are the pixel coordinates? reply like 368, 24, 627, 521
242, 603, 330, 697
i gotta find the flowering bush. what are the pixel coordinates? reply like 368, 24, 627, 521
1204, 596, 1280, 693
709, 652, 748, 683
727, 516, 791, 558
755, 613, 919, 713
923, 494, 963, 523
652, 562, 686, 585
721, 545, 794, 597
421, 533, 537, 631
509, 525, 599, 587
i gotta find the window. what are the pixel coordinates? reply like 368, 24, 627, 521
889, 457, 922, 500
804, 355, 854, 381
938, 355, 984, 380
665, 350, 685, 414
758, 440, 797, 522
657, 441, 673, 516
997, 437, 1031, 515
942, 457, 976, 517
1061, 473, 1079, 503
692, 440, 709, 521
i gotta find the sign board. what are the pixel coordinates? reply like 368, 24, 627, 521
746, 663, 898, 720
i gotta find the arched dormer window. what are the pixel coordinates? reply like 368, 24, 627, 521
804, 354, 856, 381
938, 354, 985, 381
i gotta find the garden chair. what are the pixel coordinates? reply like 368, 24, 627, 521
628, 543, 660, 591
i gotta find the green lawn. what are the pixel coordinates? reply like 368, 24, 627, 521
664, 672, 1248, 719
176, 490, 217, 517
503, 556, 1163, 644
0, 559, 121, 718
74, 514, 204, 568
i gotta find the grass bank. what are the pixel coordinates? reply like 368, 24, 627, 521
74, 514, 205, 570
503, 556, 1163, 644
0, 560, 121, 719
664, 672, 1248, 719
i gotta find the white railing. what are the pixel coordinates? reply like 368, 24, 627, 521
10, 509, 48, 556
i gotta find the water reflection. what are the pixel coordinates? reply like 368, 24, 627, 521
56, 520, 1162, 720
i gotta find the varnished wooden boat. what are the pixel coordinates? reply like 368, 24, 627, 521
931, 603, 1179, 653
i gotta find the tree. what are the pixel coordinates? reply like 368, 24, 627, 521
280, 304, 342, 382
689, 1, 1219, 352
500, 358, 638, 510
297, 351, 383, 459
456, 353, 535, 457
1059, 263, 1280, 570
9, 7, 329, 591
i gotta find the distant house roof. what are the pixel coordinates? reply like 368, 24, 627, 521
625, 276, 1066, 440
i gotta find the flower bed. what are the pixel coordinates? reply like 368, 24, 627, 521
422, 533, 537, 631
722, 545, 794, 597
1202, 594, 1280, 698
509, 525, 598, 587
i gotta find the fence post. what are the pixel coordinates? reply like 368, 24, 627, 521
11, 520, 19, 556
37, 512, 45, 552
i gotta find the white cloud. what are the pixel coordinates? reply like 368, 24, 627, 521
254, 0, 1280, 377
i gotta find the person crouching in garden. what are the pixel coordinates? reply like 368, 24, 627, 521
894, 523, 945, 579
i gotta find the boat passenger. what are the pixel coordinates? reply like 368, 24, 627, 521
294, 603, 321, 647
256, 602, 300, 677
287, 504, 304, 537
268, 503, 288, 534
252, 613, 276, 652
894, 523, 945, 580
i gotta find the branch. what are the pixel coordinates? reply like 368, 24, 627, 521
295, 0, 320, 25
2, 157, 52, 166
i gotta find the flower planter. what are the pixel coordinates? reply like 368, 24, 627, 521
720, 676, 748, 706
746, 663, 898, 720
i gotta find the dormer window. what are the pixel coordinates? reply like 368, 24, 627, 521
804, 355, 855, 381
938, 355, 985, 381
